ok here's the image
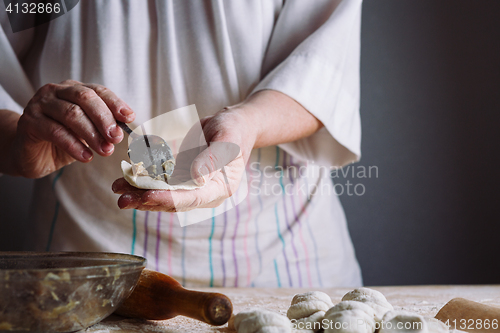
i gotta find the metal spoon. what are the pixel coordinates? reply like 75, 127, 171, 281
117, 121, 175, 179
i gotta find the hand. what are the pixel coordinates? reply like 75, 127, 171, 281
11, 80, 135, 178
112, 107, 256, 212
112, 89, 324, 212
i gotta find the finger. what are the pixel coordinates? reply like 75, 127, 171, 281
119, 187, 217, 211
140, 175, 229, 212
117, 191, 144, 209
56, 85, 123, 144
119, 169, 236, 212
140, 190, 176, 209
190, 142, 241, 186
112, 178, 143, 194
20, 110, 93, 162
40, 96, 115, 156
125, 203, 176, 212
84, 83, 135, 123
118, 192, 177, 212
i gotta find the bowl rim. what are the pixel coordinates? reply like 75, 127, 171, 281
0, 251, 147, 279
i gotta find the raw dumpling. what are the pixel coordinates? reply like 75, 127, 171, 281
231, 308, 291, 333
121, 160, 203, 190
287, 291, 334, 332
323, 301, 377, 333
379, 311, 427, 333
341, 288, 394, 321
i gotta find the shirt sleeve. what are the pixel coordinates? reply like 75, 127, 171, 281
252, 0, 362, 167
0, 3, 36, 113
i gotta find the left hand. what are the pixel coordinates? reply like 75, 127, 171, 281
112, 107, 256, 212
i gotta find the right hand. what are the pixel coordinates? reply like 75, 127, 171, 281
12, 80, 135, 178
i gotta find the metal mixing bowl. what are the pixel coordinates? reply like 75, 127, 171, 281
0, 252, 146, 332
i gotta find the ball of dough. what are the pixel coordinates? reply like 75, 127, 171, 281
291, 292, 334, 308
323, 301, 377, 333
341, 288, 394, 321
291, 311, 326, 333
233, 309, 291, 333
326, 301, 376, 314
379, 310, 427, 333
288, 291, 334, 319
287, 291, 333, 333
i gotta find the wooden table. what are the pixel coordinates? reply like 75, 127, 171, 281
83, 285, 500, 332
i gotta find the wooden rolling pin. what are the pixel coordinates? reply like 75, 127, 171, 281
115, 269, 233, 326
435, 298, 500, 333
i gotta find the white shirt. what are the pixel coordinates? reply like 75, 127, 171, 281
0, 0, 363, 287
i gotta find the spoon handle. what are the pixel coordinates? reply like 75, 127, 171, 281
117, 121, 139, 139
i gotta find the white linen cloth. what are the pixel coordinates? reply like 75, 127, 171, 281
0, 0, 363, 287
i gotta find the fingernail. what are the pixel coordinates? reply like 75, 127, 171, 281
122, 193, 133, 201
118, 193, 133, 209
82, 150, 93, 161
120, 108, 133, 117
200, 165, 210, 177
195, 166, 209, 185
102, 142, 114, 153
108, 124, 121, 139
194, 176, 205, 186
120, 193, 136, 208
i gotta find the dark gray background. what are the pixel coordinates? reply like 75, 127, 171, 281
338, 0, 500, 285
1, 0, 500, 286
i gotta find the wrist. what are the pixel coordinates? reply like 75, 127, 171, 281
219, 106, 259, 159
233, 90, 323, 149
226, 96, 271, 150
